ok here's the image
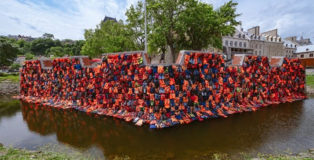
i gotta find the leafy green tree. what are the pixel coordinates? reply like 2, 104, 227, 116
30, 38, 56, 56
82, 20, 138, 57
0, 39, 19, 67
46, 46, 65, 57
129, 0, 239, 62
42, 33, 54, 39
126, 1, 151, 50
10, 63, 21, 70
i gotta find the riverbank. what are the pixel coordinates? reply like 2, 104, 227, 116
0, 73, 19, 96
0, 144, 74, 160
1, 144, 313, 160
0, 80, 19, 96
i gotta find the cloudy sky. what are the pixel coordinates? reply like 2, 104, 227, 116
0, 0, 313, 41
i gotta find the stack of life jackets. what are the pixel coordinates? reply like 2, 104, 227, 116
18, 52, 307, 128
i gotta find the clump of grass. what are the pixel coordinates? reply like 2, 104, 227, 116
0, 74, 19, 82
306, 75, 314, 88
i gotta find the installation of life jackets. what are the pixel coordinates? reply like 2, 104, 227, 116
18, 52, 307, 128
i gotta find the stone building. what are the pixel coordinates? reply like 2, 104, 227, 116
295, 45, 314, 59
285, 36, 312, 46
223, 26, 296, 60
222, 27, 253, 60
283, 40, 297, 58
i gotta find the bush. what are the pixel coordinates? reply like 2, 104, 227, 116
10, 63, 21, 70
25, 53, 34, 60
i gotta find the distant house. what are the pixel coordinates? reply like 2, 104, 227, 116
103, 16, 117, 23
295, 45, 314, 59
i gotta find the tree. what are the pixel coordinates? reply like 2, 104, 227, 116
42, 33, 54, 39
46, 46, 65, 57
129, 0, 240, 62
82, 20, 138, 57
30, 38, 56, 56
126, 1, 151, 50
10, 63, 21, 70
0, 39, 19, 67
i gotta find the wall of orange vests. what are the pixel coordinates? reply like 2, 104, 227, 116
18, 51, 306, 128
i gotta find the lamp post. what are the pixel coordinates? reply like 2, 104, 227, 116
144, 0, 148, 53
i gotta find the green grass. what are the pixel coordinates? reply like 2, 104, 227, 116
306, 75, 314, 88
0, 74, 19, 82
0, 146, 72, 160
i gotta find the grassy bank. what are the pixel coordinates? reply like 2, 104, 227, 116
0, 74, 19, 82
306, 75, 314, 88
0, 146, 72, 160
1, 145, 313, 160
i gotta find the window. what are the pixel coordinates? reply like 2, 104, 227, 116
230, 41, 233, 46
259, 51, 261, 55
238, 34, 241, 38
225, 40, 228, 46
243, 35, 245, 38
239, 42, 242, 47
235, 41, 238, 47
301, 54, 304, 58
310, 54, 313, 57
244, 42, 247, 48
255, 44, 258, 49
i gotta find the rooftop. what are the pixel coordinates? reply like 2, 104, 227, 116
296, 45, 314, 53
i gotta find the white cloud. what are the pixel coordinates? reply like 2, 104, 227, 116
0, 0, 313, 41
0, 0, 139, 40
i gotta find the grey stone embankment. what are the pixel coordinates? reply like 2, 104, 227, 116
0, 80, 19, 96
307, 86, 314, 94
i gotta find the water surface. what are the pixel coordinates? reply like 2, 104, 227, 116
0, 96, 313, 159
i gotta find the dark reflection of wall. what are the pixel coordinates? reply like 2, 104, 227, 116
21, 101, 304, 160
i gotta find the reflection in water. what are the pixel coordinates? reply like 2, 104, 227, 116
18, 100, 312, 160
0, 98, 21, 120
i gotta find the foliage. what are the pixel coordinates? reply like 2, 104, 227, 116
25, 53, 34, 60
0, 34, 85, 59
30, 38, 57, 56
128, 0, 240, 62
46, 46, 65, 57
82, 20, 138, 57
42, 33, 54, 39
0, 38, 19, 67
10, 63, 21, 70
125, 1, 150, 50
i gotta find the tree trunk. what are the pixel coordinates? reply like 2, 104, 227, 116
170, 45, 176, 63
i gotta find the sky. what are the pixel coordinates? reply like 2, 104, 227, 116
0, 0, 313, 41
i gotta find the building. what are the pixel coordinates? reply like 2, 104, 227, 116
6, 35, 35, 41
285, 36, 312, 46
283, 40, 297, 58
222, 27, 253, 60
295, 45, 314, 59
223, 26, 297, 60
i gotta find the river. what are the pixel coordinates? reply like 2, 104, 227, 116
0, 95, 313, 159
